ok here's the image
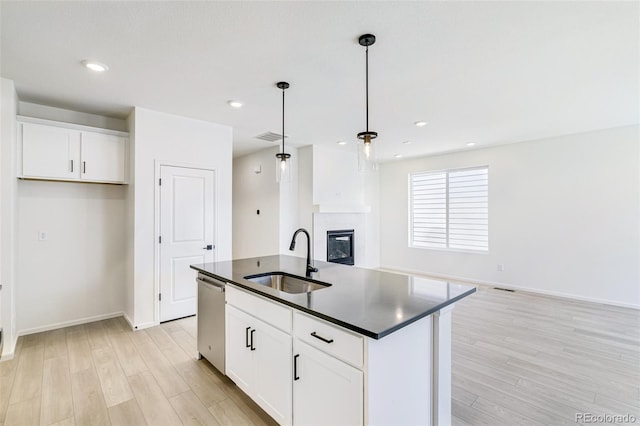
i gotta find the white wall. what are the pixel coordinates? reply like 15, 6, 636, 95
233, 147, 280, 258
1, 78, 18, 357
16, 181, 127, 332
131, 107, 232, 329
312, 145, 366, 209
309, 145, 380, 268
379, 126, 640, 308
297, 146, 314, 234
13, 103, 129, 334
279, 150, 300, 255
124, 110, 136, 325
232, 146, 304, 259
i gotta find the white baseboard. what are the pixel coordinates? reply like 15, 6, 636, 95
377, 266, 640, 310
122, 312, 156, 331
0, 334, 18, 362
131, 320, 157, 331
123, 312, 135, 331
17, 311, 125, 337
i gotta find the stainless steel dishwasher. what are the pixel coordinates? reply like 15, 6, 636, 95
196, 273, 225, 374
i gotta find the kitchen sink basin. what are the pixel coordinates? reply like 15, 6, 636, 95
244, 272, 331, 294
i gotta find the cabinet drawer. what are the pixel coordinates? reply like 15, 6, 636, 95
226, 285, 292, 333
294, 312, 363, 369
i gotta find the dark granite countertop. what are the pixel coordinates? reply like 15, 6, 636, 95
191, 255, 475, 340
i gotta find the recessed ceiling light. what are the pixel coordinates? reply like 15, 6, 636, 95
337, 140, 348, 145
228, 100, 243, 109
394, 154, 403, 158
414, 121, 427, 127
81, 60, 109, 72
466, 142, 477, 147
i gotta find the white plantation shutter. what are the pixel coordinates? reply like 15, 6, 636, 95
410, 166, 488, 251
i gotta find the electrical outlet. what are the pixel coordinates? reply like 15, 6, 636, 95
497, 264, 505, 272
38, 231, 48, 241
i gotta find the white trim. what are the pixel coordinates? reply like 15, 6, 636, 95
17, 311, 124, 337
312, 204, 371, 213
154, 160, 219, 325
378, 265, 640, 310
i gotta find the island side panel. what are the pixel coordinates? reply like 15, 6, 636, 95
365, 315, 432, 425
432, 305, 453, 426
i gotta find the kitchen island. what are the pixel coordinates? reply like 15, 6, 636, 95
192, 255, 475, 426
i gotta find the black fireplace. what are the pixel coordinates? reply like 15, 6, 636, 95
327, 229, 355, 266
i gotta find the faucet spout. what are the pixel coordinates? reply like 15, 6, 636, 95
289, 228, 318, 277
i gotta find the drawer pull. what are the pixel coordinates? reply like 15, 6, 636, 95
310, 331, 334, 344
293, 354, 300, 380
250, 329, 256, 351
245, 327, 251, 348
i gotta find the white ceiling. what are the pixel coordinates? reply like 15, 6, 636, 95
1, 1, 638, 161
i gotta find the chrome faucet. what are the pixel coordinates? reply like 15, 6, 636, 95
289, 228, 318, 277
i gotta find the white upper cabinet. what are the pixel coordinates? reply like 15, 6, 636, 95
18, 117, 128, 184
80, 131, 126, 183
21, 122, 80, 180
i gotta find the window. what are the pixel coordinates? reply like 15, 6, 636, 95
409, 166, 488, 251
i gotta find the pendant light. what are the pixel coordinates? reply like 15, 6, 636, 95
275, 81, 291, 182
357, 34, 378, 172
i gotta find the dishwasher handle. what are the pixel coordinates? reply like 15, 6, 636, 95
196, 276, 225, 292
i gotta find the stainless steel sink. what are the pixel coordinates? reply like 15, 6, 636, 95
244, 272, 331, 294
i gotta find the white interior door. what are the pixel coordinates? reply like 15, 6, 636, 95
160, 165, 215, 322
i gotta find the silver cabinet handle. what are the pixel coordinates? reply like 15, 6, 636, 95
70, 160, 74, 172
82, 161, 86, 174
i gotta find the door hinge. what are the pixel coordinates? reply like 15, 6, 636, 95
159, 293, 162, 301
159, 236, 162, 244
159, 178, 162, 186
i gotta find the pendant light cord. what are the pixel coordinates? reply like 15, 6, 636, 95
365, 45, 369, 132
282, 88, 285, 155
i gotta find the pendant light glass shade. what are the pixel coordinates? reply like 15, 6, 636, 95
276, 152, 291, 182
357, 136, 377, 172
275, 81, 291, 183
356, 34, 378, 173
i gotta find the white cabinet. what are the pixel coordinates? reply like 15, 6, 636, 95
226, 288, 292, 425
223, 285, 444, 425
21, 122, 79, 180
18, 117, 128, 184
226, 305, 259, 392
293, 339, 363, 426
79, 131, 126, 182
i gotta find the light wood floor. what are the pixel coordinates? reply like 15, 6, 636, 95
0, 315, 277, 426
451, 286, 640, 426
0, 286, 638, 426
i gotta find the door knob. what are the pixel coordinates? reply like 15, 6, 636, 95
203, 245, 213, 250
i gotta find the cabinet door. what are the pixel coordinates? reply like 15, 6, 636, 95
254, 321, 292, 425
293, 340, 363, 426
80, 131, 126, 182
21, 122, 79, 180
225, 305, 255, 395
